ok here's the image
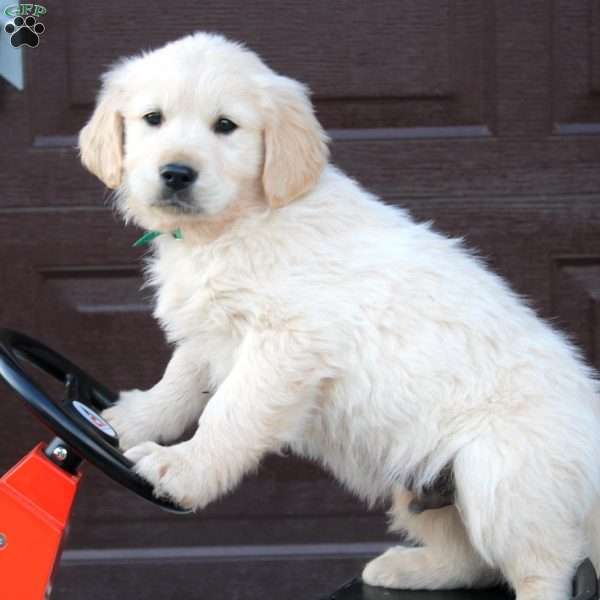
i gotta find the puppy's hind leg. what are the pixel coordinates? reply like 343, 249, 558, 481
362, 488, 499, 590
454, 436, 586, 600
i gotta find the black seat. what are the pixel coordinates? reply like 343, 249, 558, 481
321, 579, 510, 600
319, 559, 599, 600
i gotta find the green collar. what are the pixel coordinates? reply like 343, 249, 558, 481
133, 228, 183, 247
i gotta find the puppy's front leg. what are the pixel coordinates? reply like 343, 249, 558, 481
102, 343, 211, 451
125, 330, 319, 510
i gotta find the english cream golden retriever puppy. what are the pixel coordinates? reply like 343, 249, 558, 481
79, 33, 600, 599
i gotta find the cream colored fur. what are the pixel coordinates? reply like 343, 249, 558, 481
79, 33, 600, 600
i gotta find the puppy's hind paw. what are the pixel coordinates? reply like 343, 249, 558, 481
363, 546, 445, 590
363, 546, 498, 590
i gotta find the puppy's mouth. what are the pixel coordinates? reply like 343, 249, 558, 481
152, 190, 201, 214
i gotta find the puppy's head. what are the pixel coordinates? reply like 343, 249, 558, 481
79, 33, 329, 232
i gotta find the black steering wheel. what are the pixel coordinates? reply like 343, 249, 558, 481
0, 328, 189, 513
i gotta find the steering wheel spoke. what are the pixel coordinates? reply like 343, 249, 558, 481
64, 372, 80, 403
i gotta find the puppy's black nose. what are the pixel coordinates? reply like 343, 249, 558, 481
160, 164, 198, 191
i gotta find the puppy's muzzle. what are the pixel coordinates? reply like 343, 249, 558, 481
160, 163, 198, 192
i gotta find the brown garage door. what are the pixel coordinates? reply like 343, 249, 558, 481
0, 2, 599, 599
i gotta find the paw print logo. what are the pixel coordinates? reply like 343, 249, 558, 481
4, 16, 45, 48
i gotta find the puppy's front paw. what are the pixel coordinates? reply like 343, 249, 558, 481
101, 390, 159, 452
125, 441, 197, 510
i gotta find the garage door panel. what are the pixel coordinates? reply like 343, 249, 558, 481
53, 549, 372, 600
552, 259, 600, 369
553, 0, 600, 132
31, 2, 493, 134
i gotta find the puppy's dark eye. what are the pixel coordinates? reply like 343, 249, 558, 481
214, 117, 238, 134
143, 111, 162, 126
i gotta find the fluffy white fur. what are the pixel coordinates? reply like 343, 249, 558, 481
79, 32, 600, 599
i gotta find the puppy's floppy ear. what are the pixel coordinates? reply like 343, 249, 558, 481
261, 76, 329, 208
78, 77, 124, 189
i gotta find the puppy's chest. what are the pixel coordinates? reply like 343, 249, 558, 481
149, 246, 254, 351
